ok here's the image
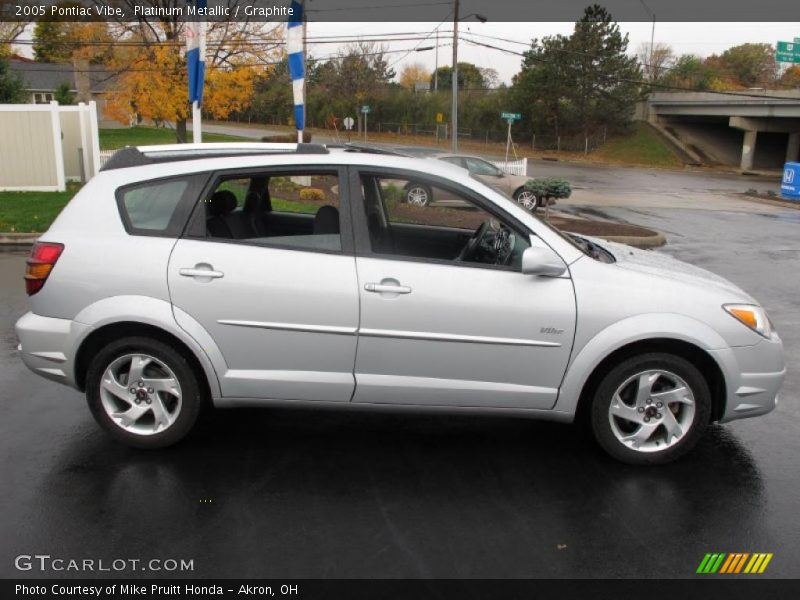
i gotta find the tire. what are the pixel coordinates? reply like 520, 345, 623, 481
405, 183, 432, 207
590, 353, 711, 465
513, 188, 539, 211
86, 336, 203, 449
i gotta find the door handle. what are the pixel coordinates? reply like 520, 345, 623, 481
179, 265, 224, 279
365, 282, 412, 294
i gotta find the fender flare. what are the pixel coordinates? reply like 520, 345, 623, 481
72, 295, 224, 398
555, 313, 732, 416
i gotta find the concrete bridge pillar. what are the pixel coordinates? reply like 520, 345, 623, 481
788, 132, 800, 164
741, 130, 757, 171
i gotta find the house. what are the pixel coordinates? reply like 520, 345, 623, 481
8, 57, 122, 128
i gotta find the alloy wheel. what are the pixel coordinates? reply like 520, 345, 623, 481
608, 369, 696, 453
406, 186, 430, 206
515, 190, 538, 210
99, 353, 183, 436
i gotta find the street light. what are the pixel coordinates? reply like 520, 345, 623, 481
638, 0, 656, 80
451, 0, 487, 151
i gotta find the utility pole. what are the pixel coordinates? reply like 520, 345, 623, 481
451, 0, 459, 152
434, 29, 439, 92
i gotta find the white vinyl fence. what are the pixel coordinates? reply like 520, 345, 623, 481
490, 157, 528, 177
0, 101, 100, 192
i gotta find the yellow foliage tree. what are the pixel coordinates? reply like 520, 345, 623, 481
105, 15, 280, 141
399, 62, 430, 90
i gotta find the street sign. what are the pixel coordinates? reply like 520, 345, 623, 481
361, 105, 371, 114
500, 112, 522, 121
776, 41, 799, 54
776, 52, 800, 63
343, 117, 354, 130
795, 38, 800, 44
436, 112, 444, 123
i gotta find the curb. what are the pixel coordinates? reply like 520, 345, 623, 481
595, 232, 667, 249
0, 233, 39, 246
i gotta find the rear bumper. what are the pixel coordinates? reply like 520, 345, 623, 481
711, 336, 786, 423
15, 311, 86, 390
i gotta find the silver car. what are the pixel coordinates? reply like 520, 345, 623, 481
403, 153, 540, 210
15, 143, 785, 464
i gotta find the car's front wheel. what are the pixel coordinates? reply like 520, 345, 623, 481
513, 188, 538, 211
590, 353, 711, 465
86, 336, 202, 449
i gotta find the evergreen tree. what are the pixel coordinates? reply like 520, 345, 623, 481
0, 58, 26, 103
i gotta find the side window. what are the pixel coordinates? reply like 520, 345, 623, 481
201, 171, 343, 252
464, 157, 500, 176
117, 177, 196, 236
360, 173, 530, 269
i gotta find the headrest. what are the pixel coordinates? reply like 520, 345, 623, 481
208, 190, 237, 217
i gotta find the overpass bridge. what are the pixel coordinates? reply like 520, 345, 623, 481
641, 91, 800, 170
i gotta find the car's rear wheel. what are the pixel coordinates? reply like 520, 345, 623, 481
86, 336, 202, 449
590, 353, 711, 465
405, 183, 432, 207
513, 188, 538, 211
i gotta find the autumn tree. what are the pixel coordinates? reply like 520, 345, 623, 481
0, 21, 27, 58
399, 62, 430, 90
662, 54, 716, 90
706, 43, 778, 89
104, 1, 281, 142
637, 41, 673, 82
781, 65, 800, 88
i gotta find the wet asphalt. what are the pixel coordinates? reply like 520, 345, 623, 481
1, 193, 798, 579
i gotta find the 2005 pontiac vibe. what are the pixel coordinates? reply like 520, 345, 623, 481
15, 143, 785, 464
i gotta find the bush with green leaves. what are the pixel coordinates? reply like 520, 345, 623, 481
523, 177, 572, 203
381, 183, 404, 209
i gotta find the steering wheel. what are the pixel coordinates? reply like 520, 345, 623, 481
493, 226, 517, 266
456, 221, 491, 262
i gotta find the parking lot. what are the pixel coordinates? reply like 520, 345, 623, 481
1, 165, 798, 579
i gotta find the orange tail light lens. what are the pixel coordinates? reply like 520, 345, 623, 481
25, 242, 64, 296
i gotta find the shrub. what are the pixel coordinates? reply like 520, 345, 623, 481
299, 188, 326, 202
381, 184, 404, 209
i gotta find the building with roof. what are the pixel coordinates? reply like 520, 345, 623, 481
8, 57, 122, 128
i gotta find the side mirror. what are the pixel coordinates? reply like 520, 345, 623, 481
521, 246, 567, 277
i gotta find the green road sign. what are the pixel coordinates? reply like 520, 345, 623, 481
776, 41, 799, 55
361, 105, 371, 114
795, 38, 800, 44
776, 52, 800, 63
500, 111, 522, 121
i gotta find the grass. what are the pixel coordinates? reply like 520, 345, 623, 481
99, 126, 251, 150
592, 122, 683, 168
0, 184, 79, 233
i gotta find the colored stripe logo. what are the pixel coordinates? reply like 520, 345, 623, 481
697, 553, 773, 574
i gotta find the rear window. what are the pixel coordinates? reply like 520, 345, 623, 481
117, 175, 204, 236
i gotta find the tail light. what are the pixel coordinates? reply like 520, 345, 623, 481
25, 242, 64, 296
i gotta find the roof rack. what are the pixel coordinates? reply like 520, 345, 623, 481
329, 142, 411, 157
100, 142, 329, 171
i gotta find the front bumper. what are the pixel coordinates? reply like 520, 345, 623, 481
15, 311, 87, 389
710, 336, 786, 423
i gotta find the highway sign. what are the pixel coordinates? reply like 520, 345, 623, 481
361, 105, 371, 114
796, 38, 800, 43
500, 112, 522, 121
343, 117, 355, 130
776, 41, 799, 55
776, 52, 800, 63
436, 112, 444, 123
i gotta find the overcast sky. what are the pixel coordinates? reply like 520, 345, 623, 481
308, 22, 800, 84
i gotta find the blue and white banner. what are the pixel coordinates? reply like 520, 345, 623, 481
186, 0, 207, 105
287, 0, 304, 131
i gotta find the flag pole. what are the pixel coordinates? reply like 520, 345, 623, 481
193, 101, 201, 144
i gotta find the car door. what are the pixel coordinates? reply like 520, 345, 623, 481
168, 166, 359, 402
350, 168, 576, 410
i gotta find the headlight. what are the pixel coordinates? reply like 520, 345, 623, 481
723, 304, 774, 338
